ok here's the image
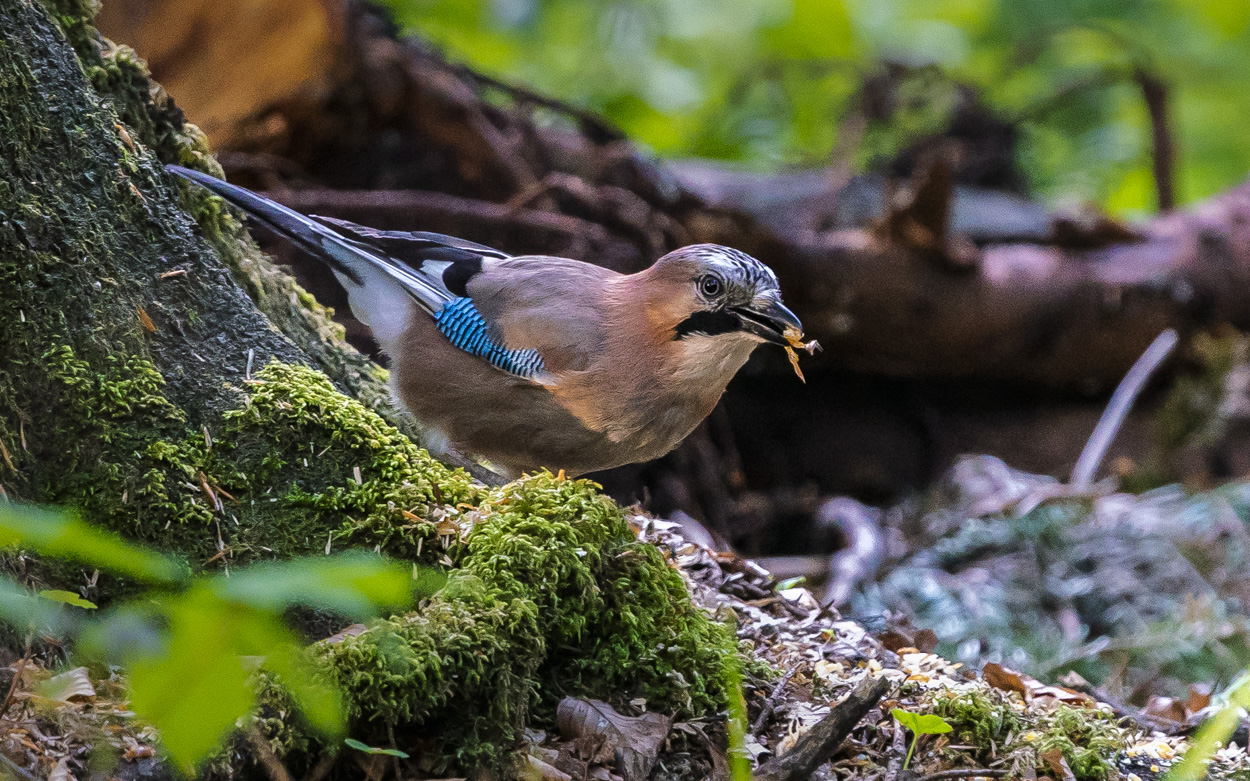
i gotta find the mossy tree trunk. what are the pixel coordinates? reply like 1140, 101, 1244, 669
0, 0, 415, 537
0, 0, 736, 774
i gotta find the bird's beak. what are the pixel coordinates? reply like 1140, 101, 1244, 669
732, 301, 804, 346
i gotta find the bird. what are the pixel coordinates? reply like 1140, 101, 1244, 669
167, 164, 812, 477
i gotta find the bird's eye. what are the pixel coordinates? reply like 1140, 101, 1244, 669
698, 275, 723, 298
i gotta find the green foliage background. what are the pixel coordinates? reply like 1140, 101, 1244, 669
384, 0, 1250, 214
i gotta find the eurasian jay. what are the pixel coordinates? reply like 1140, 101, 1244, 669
167, 165, 811, 477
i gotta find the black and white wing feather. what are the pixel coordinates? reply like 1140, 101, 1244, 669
166, 165, 547, 380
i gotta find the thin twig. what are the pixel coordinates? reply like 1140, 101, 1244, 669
754, 676, 891, 781
0, 643, 33, 720
1134, 68, 1176, 211
1070, 329, 1178, 488
915, 769, 1009, 781
821, 498, 884, 608
751, 665, 800, 734
248, 725, 295, 781
386, 723, 403, 780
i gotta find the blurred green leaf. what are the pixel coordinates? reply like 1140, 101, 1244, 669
0, 576, 71, 636
122, 586, 257, 772
38, 590, 96, 609
344, 738, 409, 758
0, 503, 431, 772
246, 623, 344, 741
1167, 671, 1250, 781
723, 656, 752, 781
75, 553, 434, 771
0, 503, 184, 585
211, 551, 440, 618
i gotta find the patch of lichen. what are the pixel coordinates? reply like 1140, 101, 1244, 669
314, 473, 738, 771
930, 688, 1122, 780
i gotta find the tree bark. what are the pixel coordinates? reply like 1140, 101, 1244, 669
0, 0, 422, 550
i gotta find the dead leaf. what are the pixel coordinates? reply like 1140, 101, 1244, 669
879, 630, 913, 653
323, 623, 368, 644
1143, 696, 1187, 725
136, 306, 155, 333
1030, 686, 1095, 707
1040, 748, 1076, 781
1187, 683, 1213, 714
114, 122, 135, 152
983, 662, 1029, 698
913, 629, 939, 653
39, 667, 95, 702
436, 518, 459, 540
122, 736, 155, 761
522, 754, 572, 781
686, 723, 730, 781
556, 698, 671, 781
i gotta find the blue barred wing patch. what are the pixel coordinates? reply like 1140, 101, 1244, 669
434, 297, 547, 380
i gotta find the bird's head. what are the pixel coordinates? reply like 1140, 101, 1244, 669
647, 244, 804, 349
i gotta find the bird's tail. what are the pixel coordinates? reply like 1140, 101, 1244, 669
165, 165, 446, 319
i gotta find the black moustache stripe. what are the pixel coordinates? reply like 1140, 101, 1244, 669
673, 309, 742, 339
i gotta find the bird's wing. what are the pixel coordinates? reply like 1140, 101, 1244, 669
167, 165, 603, 382
308, 219, 609, 381
462, 257, 618, 376
320, 213, 617, 377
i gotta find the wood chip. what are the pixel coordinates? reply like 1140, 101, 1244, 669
136, 306, 155, 333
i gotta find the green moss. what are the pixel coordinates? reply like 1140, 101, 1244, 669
38, 345, 215, 540
931, 689, 1122, 781
15, 351, 477, 575
1035, 705, 1121, 780
218, 361, 480, 564
316, 473, 739, 771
